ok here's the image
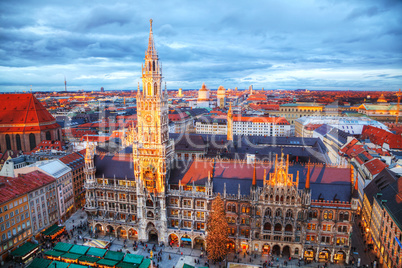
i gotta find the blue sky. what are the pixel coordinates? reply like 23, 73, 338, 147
0, 0, 401, 92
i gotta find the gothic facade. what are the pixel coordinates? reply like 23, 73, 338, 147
84, 21, 357, 264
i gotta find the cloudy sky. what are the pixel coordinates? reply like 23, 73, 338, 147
0, 0, 401, 92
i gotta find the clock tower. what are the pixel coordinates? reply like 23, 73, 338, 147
133, 19, 174, 243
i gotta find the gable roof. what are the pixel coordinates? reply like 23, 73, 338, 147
364, 168, 397, 205
361, 125, 402, 149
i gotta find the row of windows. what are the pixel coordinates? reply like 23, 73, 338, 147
0, 229, 32, 253
1, 198, 27, 214
308, 210, 350, 221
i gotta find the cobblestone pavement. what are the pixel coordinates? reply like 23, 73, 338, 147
9, 210, 361, 268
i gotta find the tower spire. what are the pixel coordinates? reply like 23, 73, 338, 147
146, 18, 157, 58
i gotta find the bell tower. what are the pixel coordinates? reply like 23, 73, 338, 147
133, 19, 174, 243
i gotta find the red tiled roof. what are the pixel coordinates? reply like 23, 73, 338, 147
364, 159, 387, 176
0, 94, 58, 133
31, 140, 65, 152
80, 135, 110, 142
0, 171, 56, 204
305, 123, 323, 131
340, 138, 359, 154
339, 139, 365, 157
60, 151, 85, 171
169, 113, 189, 121
361, 125, 402, 149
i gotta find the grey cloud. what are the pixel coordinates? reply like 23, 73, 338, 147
0, 0, 401, 91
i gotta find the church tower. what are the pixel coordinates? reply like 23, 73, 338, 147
133, 19, 174, 243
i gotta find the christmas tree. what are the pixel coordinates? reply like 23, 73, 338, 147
206, 193, 229, 262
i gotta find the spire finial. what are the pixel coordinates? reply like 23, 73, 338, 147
150, 19, 153, 32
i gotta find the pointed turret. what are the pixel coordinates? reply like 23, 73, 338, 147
252, 160, 257, 187
305, 161, 311, 190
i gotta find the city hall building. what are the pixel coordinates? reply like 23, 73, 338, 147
85, 20, 357, 264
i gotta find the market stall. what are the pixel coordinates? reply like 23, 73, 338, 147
11, 242, 39, 264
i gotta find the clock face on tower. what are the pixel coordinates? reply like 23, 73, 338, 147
145, 114, 153, 124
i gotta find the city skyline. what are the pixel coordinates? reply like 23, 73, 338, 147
0, 0, 401, 92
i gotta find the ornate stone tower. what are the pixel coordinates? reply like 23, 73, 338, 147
133, 19, 174, 243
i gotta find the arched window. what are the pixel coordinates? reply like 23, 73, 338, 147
274, 223, 282, 232
275, 195, 279, 202
5, 134, 11, 150
16, 134, 21, 151
275, 209, 282, 217
343, 212, 349, 221
263, 222, 271, 230
46, 131, 51, 140
328, 211, 333, 220
286, 209, 293, 218
323, 211, 328, 220
146, 199, 153, 207
149, 62, 151, 71
153, 61, 155, 71
29, 133, 36, 151
285, 224, 293, 232
265, 208, 272, 217
298, 211, 303, 220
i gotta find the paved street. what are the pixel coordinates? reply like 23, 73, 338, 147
350, 215, 378, 268
6, 209, 368, 268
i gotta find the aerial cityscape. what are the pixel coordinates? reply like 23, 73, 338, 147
0, 1, 401, 268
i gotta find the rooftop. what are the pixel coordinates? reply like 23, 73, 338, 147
0, 171, 56, 205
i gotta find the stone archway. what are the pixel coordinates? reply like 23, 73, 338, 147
116, 226, 126, 239
181, 234, 192, 248
146, 222, 158, 242
282, 245, 291, 258
128, 228, 138, 240
148, 229, 158, 242
106, 225, 115, 237
168, 233, 179, 246
94, 223, 104, 235
334, 251, 346, 263
262, 244, 270, 254
319, 249, 331, 262
193, 236, 205, 250
227, 240, 236, 252
272, 245, 281, 256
